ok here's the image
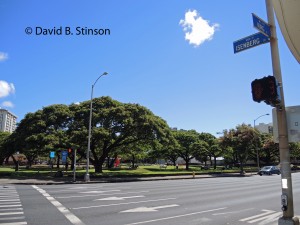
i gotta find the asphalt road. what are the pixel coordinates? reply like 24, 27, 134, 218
2, 173, 300, 225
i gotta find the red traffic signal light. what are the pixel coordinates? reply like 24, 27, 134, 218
251, 76, 281, 106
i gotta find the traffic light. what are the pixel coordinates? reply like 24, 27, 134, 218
68, 148, 73, 156
251, 76, 281, 107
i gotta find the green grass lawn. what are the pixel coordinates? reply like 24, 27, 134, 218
0, 164, 256, 179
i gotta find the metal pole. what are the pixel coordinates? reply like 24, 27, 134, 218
84, 72, 108, 182
265, 1, 299, 224
253, 113, 269, 170
84, 85, 93, 182
73, 148, 77, 182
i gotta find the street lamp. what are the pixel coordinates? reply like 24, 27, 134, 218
253, 113, 270, 170
84, 72, 108, 182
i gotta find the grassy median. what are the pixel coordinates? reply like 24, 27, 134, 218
0, 164, 256, 180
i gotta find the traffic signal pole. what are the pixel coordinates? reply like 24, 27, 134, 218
265, 0, 299, 224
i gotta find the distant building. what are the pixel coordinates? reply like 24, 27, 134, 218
0, 109, 17, 133
255, 122, 273, 134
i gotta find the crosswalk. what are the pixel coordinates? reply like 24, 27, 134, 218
0, 185, 27, 225
240, 209, 282, 225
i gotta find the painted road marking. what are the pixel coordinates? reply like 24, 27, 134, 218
0, 211, 23, 216
79, 190, 120, 194
56, 191, 148, 199
123, 207, 227, 225
32, 185, 85, 225
0, 205, 22, 208
0, 186, 27, 225
0, 222, 27, 225
95, 196, 144, 201
72, 198, 177, 210
120, 204, 179, 213
0, 216, 25, 221
240, 209, 282, 224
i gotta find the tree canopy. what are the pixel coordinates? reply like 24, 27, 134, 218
5, 96, 172, 172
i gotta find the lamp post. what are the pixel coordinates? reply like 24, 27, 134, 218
253, 113, 269, 170
84, 72, 108, 182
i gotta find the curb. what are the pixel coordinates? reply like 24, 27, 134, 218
0, 173, 255, 185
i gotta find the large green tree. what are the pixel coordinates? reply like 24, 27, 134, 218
259, 133, 279, 165
0, 132, 11, 164
13, 104, 71, 167
221, 124, 259, 174
199, 132, 221, 169
173, 129, 200, 170
69, 96, 172, 173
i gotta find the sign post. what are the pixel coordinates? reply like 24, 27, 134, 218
73, 149, 77, 182
233, 2, 299, 223
265, 0, 299, 224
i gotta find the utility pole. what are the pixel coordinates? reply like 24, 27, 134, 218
265, 0, 299, 224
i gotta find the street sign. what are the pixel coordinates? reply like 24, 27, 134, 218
49, 151, 55, 158
61, 150, 68, 163
252, 13, 271, 37
233, 32, 270, 54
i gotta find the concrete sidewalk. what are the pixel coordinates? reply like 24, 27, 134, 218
0, 173, 255, 185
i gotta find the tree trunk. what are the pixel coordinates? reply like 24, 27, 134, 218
0, 156, 5, 165
11, 155, 19, 171
213, 155, 217, 169
185, 158, 189, 170
131, 154, 135, 168
56, 153, 61, 168
94, 163, 102, 173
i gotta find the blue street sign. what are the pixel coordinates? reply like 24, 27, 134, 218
233, 32, 270, 54
252, 13, 271, 37
50, 151, 55, 158
61, 150, 68, 163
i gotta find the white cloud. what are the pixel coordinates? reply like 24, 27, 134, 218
179, 10, 219, 47
0, 52, 8, 62
0, 80, 15, 98
1, 101, 14, 108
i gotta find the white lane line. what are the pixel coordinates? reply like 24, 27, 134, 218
0, 211, 23, 216
240, 209, 275, 222
32, 185, 85, 225
0, 199, 20, 202
120, 204, 179, 213
249, 212, 282, 224
67, 186, 104, 190
0, 222, 27, 225
0, 216, 25, 221
212, 208, 254, 215
0, 205, 21, 208
0, 202, 20, 205
72, 198, 177, 210
95, 196, 144, 201
0, 195, 19, 198
79, 190, 120, 194
0, 208, 22, 211
124, 207, 227, 225
56, 191, 148, 199
0, 193, 18, 196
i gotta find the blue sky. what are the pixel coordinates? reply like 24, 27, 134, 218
1, 0, 299, 135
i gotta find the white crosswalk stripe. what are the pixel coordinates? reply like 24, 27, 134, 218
240, 209, 282, 225
0, 186, 27, 225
